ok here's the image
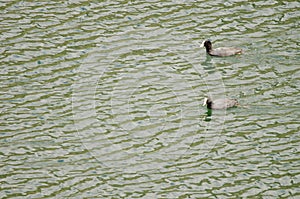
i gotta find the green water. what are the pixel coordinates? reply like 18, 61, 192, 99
1, 1, 299, 198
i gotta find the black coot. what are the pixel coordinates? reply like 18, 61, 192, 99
200, 40, 242, 57
203, 97, 239, 110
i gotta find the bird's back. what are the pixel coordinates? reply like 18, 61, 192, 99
210, 47, 242, 57
211, 98, 238, 109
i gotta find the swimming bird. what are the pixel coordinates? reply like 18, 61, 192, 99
200, 40, 242, 57
203, 97, 239, 110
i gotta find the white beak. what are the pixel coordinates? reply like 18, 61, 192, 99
203, 97, 208, 106
200, 40, 205, 47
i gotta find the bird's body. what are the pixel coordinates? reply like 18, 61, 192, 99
203, 97, 239, 110
200, 40, 242, 57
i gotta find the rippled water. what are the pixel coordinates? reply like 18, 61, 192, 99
1, 1, 299, 198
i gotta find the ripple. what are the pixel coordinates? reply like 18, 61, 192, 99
1, 0, 299, 198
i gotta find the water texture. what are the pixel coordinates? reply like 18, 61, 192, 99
1, 1, 299, 198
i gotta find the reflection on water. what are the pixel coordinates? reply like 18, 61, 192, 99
204, 109, 212, 122
1, 0, 299, 198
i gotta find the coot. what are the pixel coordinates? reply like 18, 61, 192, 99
200, 40, 242, 57
203, 97, 239, 110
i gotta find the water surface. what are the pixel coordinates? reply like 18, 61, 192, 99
1, 1, 299, 198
